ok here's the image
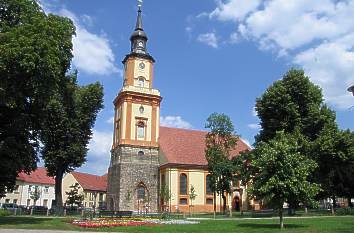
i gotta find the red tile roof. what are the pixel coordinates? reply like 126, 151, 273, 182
17, 167, 55, 185
71, 172, 107, 192
159, 127, 251, 167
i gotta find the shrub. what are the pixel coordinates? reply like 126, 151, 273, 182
0, 209, 11, 217
336, 208, 354, 216
160, 212, 170, 220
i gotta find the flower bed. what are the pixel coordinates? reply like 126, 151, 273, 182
71, 217, 199, 228
72, 220, 156, 228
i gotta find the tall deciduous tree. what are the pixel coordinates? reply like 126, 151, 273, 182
314, 127, 354, 210
249, 131, 320, 229
336, 130, 354, 207
0, 0, 74, 196
254, 69, 352, 206
40, 73, 103, 213
255, 69, 334, 144
205, 113, 238, 213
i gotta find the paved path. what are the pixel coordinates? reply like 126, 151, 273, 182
187, 215, 354, 221
0, 230, 114, 233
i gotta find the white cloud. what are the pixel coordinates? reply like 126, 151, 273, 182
81, 14, 94, 27
39, 2, 117, 76
83, 130, 112, 175
106, 116, 115, 124
58, 9, 117, 76
294, 38, 354, 109
252, 107, 257, 117
88, 130, 112, 158
204, 0, 354, 109
229, 32, 240, 44
210, 0, 261, 22
248, 123, 261, 130
197, 32, 219, 48
160, 116, 192, 129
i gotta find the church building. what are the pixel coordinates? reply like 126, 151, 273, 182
107, 4, 251, 213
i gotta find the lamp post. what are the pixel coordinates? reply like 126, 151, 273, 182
348, 85, 354, 96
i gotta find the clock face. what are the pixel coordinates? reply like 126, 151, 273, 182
139, 62, 145, 69
138, 41, 144, 47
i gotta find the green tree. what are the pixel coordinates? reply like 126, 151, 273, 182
30, 186, 41, 206
314, 127, 354, 211
0, 0, 74, 196
65, 183, 84, 208
160, 184, 172, 212
336, 130, 354, 207
255, 69, 330, 143
40, 73, 103, 213
254, 69, 350, 207
205, 113, 238, 213
189, 185, 197, 215
189, 185, 197, 205
248, 131, 320, 229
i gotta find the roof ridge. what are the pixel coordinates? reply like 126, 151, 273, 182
72, 171, 105, 177
160, 126, 208, 133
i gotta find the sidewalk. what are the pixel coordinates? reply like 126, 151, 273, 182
0, 230, 113, 233
187, 215, 354, 221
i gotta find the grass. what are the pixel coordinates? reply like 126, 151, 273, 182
0, 216, 353, 232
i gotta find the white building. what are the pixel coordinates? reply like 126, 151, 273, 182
0, 167, 55, 209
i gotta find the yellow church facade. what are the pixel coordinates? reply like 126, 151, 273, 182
159, 127, 251, 213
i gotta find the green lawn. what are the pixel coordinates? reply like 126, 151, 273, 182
0, 216, 353, 233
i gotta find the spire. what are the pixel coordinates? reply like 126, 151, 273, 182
130, 0, 148, 54
135, 5, 143, 30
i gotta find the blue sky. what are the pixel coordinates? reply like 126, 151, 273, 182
40, 0, 354, 175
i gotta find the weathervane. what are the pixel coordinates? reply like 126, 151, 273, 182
138, 0, 143, 9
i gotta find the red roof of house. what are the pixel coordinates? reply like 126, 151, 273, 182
159, 127, 251, 167
17, 167, 55, 185
71, 172, 107, 192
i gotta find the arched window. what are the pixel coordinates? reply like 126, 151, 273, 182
179, 173, 187, 195
137, 185, 145, 200
161, 174, 166, 188
138, 77, 145, 88
137, 121, 145, 139
206, 175, 213, 195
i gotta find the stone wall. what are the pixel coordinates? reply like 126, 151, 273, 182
107, 145, 159, 212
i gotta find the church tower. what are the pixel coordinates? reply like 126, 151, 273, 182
107, 3, 161, 212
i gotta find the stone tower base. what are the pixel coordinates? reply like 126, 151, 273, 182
107, 146, 159, 212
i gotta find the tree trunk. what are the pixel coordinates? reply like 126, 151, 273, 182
55, 170, 64, 215
222, 194, 227, 214
347, 197, 353, 208
213, 192, 216, 219
279, 207, 284, 229
331, 195, 336, 216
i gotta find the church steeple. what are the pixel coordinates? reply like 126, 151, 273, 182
108, 0, 161, 213
130, 2, 148, 54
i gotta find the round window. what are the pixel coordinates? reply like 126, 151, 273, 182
138, 151, 144, 156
